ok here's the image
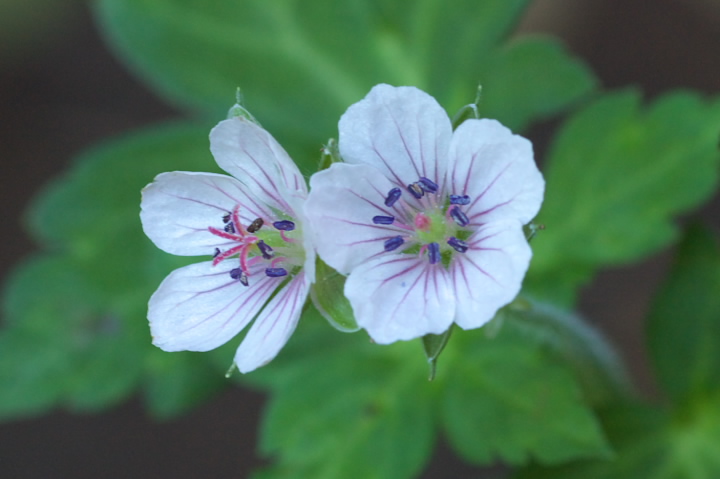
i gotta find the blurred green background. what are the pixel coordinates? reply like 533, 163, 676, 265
0, 0, 718, 477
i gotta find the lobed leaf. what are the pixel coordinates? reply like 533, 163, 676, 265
95, 0, 594, 161
441, 327, 610, 465
646, 225, 720, 403
527, 91, 720, 304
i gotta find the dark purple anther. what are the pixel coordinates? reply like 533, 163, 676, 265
418, 177, 438, 193
224, 222, 236, 233
247, 217, 264, 233
428, 242, 441, 264
213, 248, 221, 258
384, 187, 402, 207
407, 182, 424, 199
447, 237, 469, 253
449, 194, 471, 205
257, 240, 274, 259
383, 236, 404, 252
222, 213, 231, 224
265, 267, 288, 277
450, 206, 469, 227
372, 215, 395, 225
230, 268, 249, 285
273, 220, 295, 231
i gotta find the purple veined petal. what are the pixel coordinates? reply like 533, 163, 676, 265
140, 171, 274, 256
450, 220, 532, 330
304, 163, 406, 274
338, 84, 452, 190
344, 255, 455, 344
447, 119, 544, 225
148, 260, 283, 353
234, 273, 310, 373
210, 118, 307, 215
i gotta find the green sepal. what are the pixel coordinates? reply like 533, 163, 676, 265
451, 85, 482, 129
421, 326, 453, 381
317, 138, 341, 171
309, 258, 359, 332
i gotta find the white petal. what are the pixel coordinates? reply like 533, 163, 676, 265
450, 220, 532, 330
294, 207, 317, 284
140, 171, 272, 256
339, 84, 452, 189
210, 118, 307, 215
305, 163, 407, 274
148, 260, 282, 352
344, 255, 455, 344
447, 119, 544, 225
234, 273, 310, 373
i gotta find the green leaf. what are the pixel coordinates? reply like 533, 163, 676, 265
257, 315, 436, 479
0, 122, 237, 419
479, 36, 598, 131
514, 398, 720, 479
506, 299, 632, 406
647, 225, 720, 403
144, 349, 229, 420
527, 91, 720, 304
95, 0, 594, 160
0, 255, 145, 417
441, 327, 610, 465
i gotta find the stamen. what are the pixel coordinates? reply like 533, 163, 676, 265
257, 240, 274, 260
449, 194, 471, 205
280, 230, 297, 243
447, 237, 469, 253
229, 268, 249, 286
222, 213, 231, 224
224, 222, 236, 234
208, 226, 242, 241
273, 220, 295, 231
212, 244, 245, 266
265, 267, 288, 277
373, 215, 395, 225
247, 217, 264, 233
384, 236, 404, 252
407, 182, 424, 199
450, 206, 469, 227
418, 177, 438, 193
384, 187, 402, 207
213, 248, 221, 258
427, 242, 440, 264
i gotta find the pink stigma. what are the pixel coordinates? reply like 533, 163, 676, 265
414, 212, 431, 231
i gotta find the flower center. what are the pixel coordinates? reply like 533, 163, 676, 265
208, 204, 303, 286
373, 178, 472, 266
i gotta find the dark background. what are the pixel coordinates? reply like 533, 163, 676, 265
1, 0, 718, 477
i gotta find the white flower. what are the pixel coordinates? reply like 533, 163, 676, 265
304, 84, 544, 344
140, 117, 315, 373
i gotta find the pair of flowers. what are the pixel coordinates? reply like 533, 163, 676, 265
140, 84, 545, 373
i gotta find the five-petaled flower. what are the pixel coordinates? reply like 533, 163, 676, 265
140, 117, 315, 373
304, 84, 544, 344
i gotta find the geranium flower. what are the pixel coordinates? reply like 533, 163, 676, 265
304, 84, 544, 344
140, 117, 314, 373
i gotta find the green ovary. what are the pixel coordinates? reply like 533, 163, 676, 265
414, 209, 454, 245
